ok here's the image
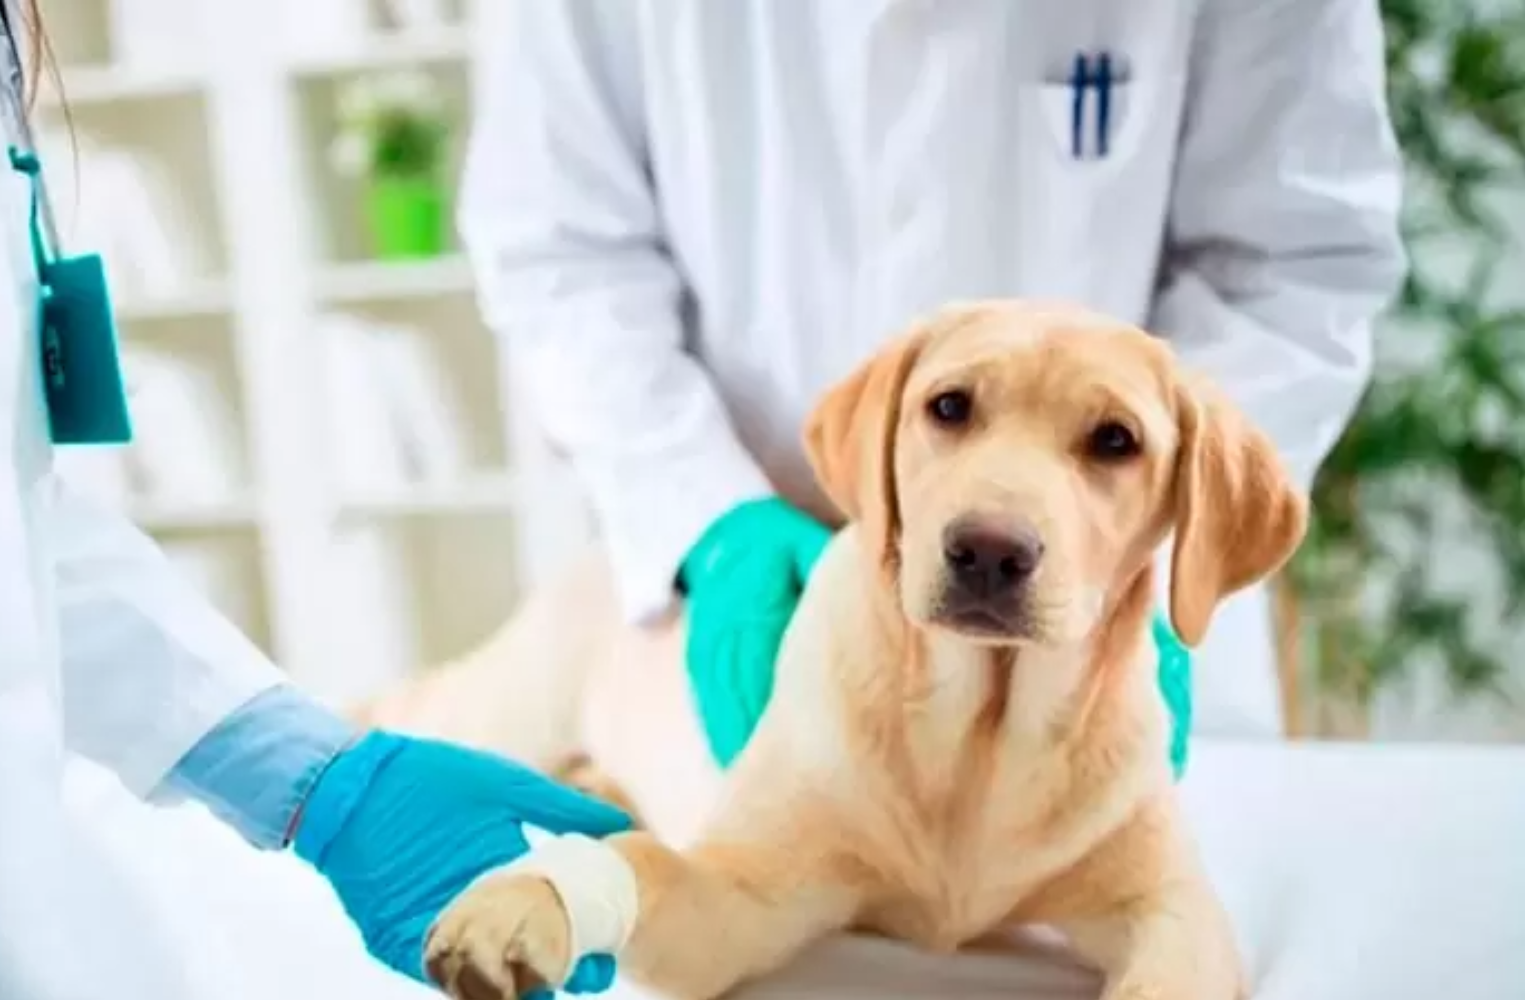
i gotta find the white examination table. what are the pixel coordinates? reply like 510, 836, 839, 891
66, 739, 1525, 1000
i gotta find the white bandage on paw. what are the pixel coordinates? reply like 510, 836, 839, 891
503, 833, 640, 965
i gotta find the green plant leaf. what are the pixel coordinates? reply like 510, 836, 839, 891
333, 72, 452, 181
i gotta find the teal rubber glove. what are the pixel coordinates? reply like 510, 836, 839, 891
291, 731, 631, 993
680, 497, 832, 767
1153, 612, 1193, 780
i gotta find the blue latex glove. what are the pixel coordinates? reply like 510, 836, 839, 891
291, 731, 632, 991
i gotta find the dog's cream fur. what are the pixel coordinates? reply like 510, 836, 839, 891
358, 301, 1307, 1000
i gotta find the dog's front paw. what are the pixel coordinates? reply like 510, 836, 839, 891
425, 871, 573, 1000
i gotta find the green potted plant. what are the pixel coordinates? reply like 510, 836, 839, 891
331, 69, 453, 261
1281, 0, 1525, 737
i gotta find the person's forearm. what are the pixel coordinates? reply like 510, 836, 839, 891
49, 478, 288, 795
460, 0, 772, 622
149, 685, 356, 849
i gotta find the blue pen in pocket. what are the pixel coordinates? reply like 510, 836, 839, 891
1068, 52, 1089, 159
1095, 51, 1114, 158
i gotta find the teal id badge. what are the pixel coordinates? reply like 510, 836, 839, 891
10, 147, 132, 445
38, 250, 133, 444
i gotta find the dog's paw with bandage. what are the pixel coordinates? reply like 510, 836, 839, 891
425, 833, 639, 1000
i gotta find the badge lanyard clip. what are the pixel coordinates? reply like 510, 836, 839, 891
8, 144, 133, 445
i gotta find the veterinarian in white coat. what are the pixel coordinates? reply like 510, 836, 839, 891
461, 0, 1406, 742
0, 5, 629, 998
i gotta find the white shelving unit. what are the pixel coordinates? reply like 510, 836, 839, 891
35, 0, 597, 703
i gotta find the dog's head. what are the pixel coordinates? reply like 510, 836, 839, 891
804, 301, 1307, 649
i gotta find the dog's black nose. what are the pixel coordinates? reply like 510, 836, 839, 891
943, 521, 1044, 598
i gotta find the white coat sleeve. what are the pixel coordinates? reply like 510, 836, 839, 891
1149, 0, 1408, 492
46, 477, 284, 797
459, 1, 774, 622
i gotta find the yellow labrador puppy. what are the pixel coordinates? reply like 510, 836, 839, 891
370, 300, 1306, 1000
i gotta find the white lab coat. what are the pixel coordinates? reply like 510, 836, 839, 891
460, 0, 1406, 737
0, 81, 282, 1000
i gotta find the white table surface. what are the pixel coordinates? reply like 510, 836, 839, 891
65, 738, 1525, 1000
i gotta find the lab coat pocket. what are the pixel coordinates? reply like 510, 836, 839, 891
1031, 77, 1153, 169
1015, 75, 1182, 317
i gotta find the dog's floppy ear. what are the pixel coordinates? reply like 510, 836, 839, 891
1168, 374, 1309, 647
803, 327, 928, 566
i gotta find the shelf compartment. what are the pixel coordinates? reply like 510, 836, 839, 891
34, 90, 231, 298
307, 511, 520, 703
39, 0, 210, 103
118, 314, 254, 507
316, 297, 511, 492
37, 0, 112, 70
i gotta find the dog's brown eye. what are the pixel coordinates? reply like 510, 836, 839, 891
1087, 421, 1140, 460
928, 389, 973, 427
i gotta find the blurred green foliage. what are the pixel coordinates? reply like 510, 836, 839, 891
331, 70, 451, 182
1286, 0, 1525, 713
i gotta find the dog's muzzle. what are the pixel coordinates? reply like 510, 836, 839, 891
934, 515, 1044, 638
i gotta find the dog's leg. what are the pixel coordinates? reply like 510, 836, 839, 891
1029, 801, 1245, 1000
425, 813, 864, 1000
613, 829, 864, 998
1061, 891, 1244, 1000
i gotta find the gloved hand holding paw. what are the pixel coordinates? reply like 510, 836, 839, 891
291, 731, 632, 990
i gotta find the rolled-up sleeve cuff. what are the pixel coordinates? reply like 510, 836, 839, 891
148, 684, 358, 850
585, 437, 775, 624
